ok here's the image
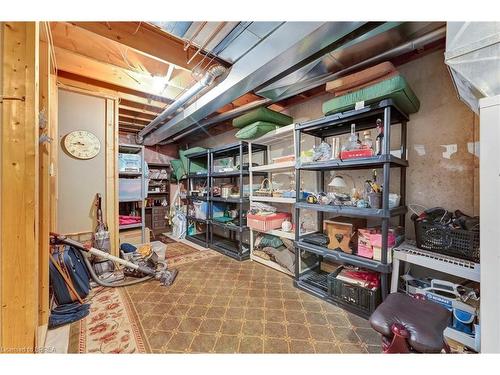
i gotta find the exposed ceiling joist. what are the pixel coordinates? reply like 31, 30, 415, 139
118, 101, 162, 115
119, 116, 150, 126
119, 108, 156, 121
57, 71, 170, 109
72, 22, 229, 71
50, 22, 173, 78
54, 46, 183, 101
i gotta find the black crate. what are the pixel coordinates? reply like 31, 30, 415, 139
300, 269, 329, 292
327, 268, 380, 316
414, 220, 479, 263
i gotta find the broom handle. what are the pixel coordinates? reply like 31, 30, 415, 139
51, 233, 156, 276
49, 253, 84, 304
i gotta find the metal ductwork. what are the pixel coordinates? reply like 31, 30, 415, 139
171, 25, 446, 143
445, 22, 500, 114
136, 64, 227, 144
271, 25, 447, 102
142, 22, 382, 145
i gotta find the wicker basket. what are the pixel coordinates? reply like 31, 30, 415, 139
254, 178, 273, 197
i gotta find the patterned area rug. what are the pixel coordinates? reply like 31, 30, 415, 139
69, 241, 381, 354
68, 241, 217, 353
68, 287, 148, 353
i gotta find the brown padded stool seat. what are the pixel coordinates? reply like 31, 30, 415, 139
369, 293, 451, 353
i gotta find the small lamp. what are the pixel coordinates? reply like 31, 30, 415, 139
327, 173, 357, 200
328, 175, 347, 189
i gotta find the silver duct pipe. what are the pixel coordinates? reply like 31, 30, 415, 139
276, 26, 447, 101
170, 26, 446, 143
136, 64, 227, 143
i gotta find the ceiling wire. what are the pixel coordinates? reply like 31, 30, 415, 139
45, 22, 59, 75
132, 22, 142, 35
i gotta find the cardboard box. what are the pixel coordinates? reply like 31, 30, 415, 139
119, 228, 151, 245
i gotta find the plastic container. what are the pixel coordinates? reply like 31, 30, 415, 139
367, 192, 382, 209
119, 178, 143, 201
247, 212, 291, 232
327, 267, 381, 316
413, 220, 480, 263
193, 201, 208, 220
388, 193, 401, 208
119, 153, 142, 173
150, 241, 166, 260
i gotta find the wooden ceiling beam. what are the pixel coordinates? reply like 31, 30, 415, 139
72, 22, 229, 71
57, 71, 168, 110
50, 22, 172, 78
119, 116, 150, 126
54, 46, 183, 101
119, 108, 156, 121
119, 113, 153, 123
118, 101, 162, 115
119, 128, 139, 133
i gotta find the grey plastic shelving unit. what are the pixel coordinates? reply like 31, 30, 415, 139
208, 141, 267, 261
293, 99, 409, 318
185, 149, 211, 248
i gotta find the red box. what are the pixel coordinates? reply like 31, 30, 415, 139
247, 212, 291, 232
340, 149, 374, 159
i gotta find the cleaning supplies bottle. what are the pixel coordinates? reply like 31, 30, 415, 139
362, 130, 373, 150
375, 119, 384, 155
344, 123, 359, 151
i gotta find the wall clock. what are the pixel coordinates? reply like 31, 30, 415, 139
63, 130, 101, 160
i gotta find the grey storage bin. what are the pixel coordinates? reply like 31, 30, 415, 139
119, 178, 143, 201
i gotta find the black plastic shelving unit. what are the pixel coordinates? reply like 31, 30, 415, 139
208, 141, 266, 261
185, 150, 211, 248
294, 99, 409, 316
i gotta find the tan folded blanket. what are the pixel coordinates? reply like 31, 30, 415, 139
326, 61, 397, 96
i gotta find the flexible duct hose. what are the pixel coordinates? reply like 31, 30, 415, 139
79, 249, 153, 288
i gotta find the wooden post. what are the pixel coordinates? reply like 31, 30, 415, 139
106, 98, 119, 256
37, 32, 51, 345
1, 22, 40, 353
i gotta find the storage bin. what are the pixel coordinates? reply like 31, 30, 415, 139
193, 200, 208, 220
370, 232, 396, 263
327, 267, 381, 315
119, 178, 143, 201
357, 228, 378, 258
247, 212, 291, 232
150, 241, 166, 260
119, 153, 142, 173
413, 220, 480, 263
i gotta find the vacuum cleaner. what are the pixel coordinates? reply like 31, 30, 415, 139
50, 233, 178, 287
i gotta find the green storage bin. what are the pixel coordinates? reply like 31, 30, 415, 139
322, 75, 420, 116
179, 147, 208, 174
235, 121, 278, 140
170, 159, 186, 181
232, 107, 292, 129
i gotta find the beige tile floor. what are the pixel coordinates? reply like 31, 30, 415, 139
124, 252, 382, 353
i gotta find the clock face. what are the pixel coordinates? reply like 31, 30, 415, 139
63, 130, 101, 160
